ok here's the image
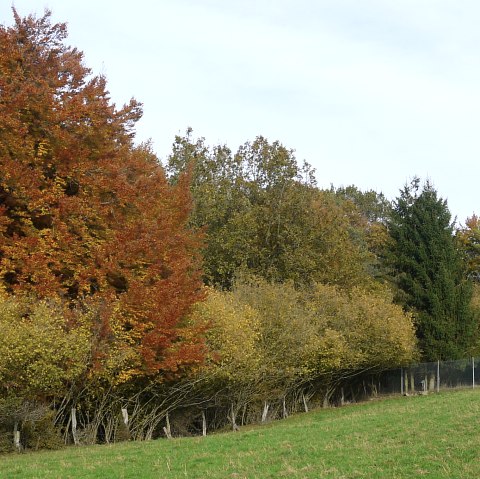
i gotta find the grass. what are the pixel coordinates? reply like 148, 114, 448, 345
1, 389, 480, 478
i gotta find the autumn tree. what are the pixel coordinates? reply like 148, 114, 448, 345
305, 283, 417, 372
457, 215, 480, 282
191, 277, 416, 420
333, 185, 391, 224
232, 277, 320, 385
0, 293, 91, 451
0, 10, 205, 380
167, 132, 318, 287
167, 132, 378, 290
166, 131, 254, 288
388, 179, 476, 360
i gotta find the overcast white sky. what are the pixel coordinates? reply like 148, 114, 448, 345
2, 1, 479, 222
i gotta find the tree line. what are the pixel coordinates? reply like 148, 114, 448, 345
0, 10, 478, 451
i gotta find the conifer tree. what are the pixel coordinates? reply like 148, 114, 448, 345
388, 178, 476, 360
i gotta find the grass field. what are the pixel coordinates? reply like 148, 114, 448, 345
1, 389, 480, 478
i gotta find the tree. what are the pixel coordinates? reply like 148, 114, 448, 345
232, 277, 321, 385
333, 185, 391, 224
457, 215, 480, 282
166, 131, 254, 288
332, 185, 393, 282
166, 132, 378, 290
0, 10, 205, 379
305, 283, 417, 372
388, 178, 476, 360
188, 277, 416, 423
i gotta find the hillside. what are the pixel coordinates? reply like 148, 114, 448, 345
1, 389, 479, 479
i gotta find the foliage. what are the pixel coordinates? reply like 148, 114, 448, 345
333, 185, 392, 224
0, 294, 90, 399
167, 132, 253, 288
457, 215, 480, 282
232, 278, 321, 383
0, 10, 205, 378
192, 278, 416, 404
21, 409, 64, 451
388, 178, 476, 360
305, 283, 418, 372
306, 191, 377, 289
333, 185, 393, 281
166, 132, 378, 290
193, 288, 261, 382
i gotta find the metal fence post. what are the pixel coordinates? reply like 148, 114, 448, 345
473, 357, 475, 389
436, 360, 440, 393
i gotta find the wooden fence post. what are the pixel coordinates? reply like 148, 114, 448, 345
163, 412, 172, 439
121, 407, 129, 426
71, 408, 79, 446
202, 411, 207, 437
261, 402, 269, 422
13, 422, 21, 452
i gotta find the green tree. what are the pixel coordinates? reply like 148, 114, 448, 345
333, 185, 391, 224
167, 133, 317, 288
333, 185, 393, 282
457, 215, 480, 282
166, 131, 250, 288
388, 178, 476, 360
166, 132, 377, 290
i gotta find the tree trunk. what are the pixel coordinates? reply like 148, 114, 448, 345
282, 397, 288, 419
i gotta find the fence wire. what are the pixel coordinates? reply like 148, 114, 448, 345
373, 358, 480, 397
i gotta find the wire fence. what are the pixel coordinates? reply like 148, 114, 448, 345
372, 358, 480, 397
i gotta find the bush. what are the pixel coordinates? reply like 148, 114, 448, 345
0, 430, 13, 454
21, 410, 64, 451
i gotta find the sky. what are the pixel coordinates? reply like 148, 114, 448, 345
2, 1, 479, 222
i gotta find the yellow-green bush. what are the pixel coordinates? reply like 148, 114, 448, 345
0, 295, 90, 398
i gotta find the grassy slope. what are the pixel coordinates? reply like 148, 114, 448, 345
1, 389, 480, 479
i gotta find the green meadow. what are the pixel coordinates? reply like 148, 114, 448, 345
2, 389, 479, 479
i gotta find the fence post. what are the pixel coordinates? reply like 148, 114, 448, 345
71, 407, 79, 446
400, 368, 404, 395
436, 360, 440, 393
473, 357, 475, 389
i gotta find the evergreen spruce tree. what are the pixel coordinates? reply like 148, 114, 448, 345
388, 178, 476, 360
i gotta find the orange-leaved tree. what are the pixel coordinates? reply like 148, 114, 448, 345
0, 9, 205, 381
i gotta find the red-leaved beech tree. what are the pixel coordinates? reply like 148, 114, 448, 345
0, 10, 206, 381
